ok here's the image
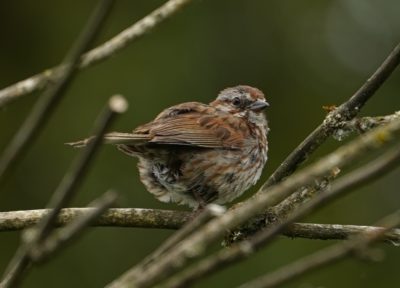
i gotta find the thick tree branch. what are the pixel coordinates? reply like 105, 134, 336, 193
1, 209, 399, 244
0, 208, 189, 232
0, 0, 195, 108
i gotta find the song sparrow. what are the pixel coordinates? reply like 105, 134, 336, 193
69, 85, 269, 209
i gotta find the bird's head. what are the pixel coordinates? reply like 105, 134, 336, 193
210, 85, 269, 124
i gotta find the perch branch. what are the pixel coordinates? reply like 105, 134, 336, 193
0, 0, 195, 108
0, 208, 189, 232
1, 209, 399, 244
106, 115, 400, 287
237, 210, 400, 288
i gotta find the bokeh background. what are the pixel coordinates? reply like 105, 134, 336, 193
1, 0, 400, 287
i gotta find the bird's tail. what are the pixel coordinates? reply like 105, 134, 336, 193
66, 132, 150, 148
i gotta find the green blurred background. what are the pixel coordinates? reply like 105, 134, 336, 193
1, 0, 400, 287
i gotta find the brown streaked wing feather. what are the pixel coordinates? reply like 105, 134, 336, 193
131, 101, 247, 149
132, 102, 208, 135
148, 113, 245, 149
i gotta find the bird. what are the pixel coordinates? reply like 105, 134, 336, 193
68, 85, 270, 209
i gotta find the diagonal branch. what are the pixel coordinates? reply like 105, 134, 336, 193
261, 43, 400, 190
125, 205, 225, 282
0, 0, 195, 108
28, 190, 118, 263
0, 0, 115, 182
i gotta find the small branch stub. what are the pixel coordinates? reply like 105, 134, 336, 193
109, 95, 128, 114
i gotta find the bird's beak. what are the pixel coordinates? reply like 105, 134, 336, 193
249, 100, 269, 112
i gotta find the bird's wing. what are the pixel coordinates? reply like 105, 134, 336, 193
67, 102, 249, 149
134, 102, 248, 149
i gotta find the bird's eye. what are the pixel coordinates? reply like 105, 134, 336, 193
232, 97, 241, 107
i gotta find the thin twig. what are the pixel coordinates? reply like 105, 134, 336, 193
237, 210, 400, 288
33, 95, 127, 241
0, 94, 127, 288
158, 142, 400, 288
261, 43, 400, 190
0, 0, 195, 108
106, 116, 400, 288
283, 223, 400, 245
28, 190, 118, 262
0, 0, 115, 183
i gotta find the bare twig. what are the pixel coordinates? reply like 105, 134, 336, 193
158, 142, 400, 288
28, 190, 118, 262
0, 0, 195, 108
0, 93, 127, 288
283, 223, 400, 245
237, 210, 400, 288
106, 116, 400, 287
261, 43, 400, 190
0, 0, 115, 182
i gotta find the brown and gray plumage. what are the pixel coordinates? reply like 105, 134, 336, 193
68, 85, 270, 209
